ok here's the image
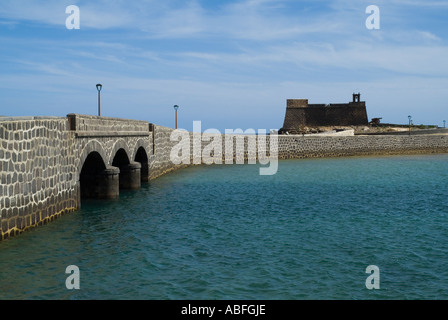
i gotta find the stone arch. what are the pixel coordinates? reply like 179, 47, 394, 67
132, 138, 150, 161
110, 139, 141, 190
108, 139, 132, 166
78, 140, 119, 199
78, 140, 108, 175
133, 139, 150, 183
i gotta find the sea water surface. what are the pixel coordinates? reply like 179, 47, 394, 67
1, 154, 448, 300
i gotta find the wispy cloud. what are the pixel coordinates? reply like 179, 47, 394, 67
0, 0, 358, 39
417, 31, 442, 42
0, 0, 134, 28
392, 0, 448, 8
0, 0, 447, 127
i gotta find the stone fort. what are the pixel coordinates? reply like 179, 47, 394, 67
280, 93, 368, 134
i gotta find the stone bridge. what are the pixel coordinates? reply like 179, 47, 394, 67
0, 114, 180, 240
68, 114, 153, 199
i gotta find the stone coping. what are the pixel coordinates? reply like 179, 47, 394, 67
358, 128, 448, 136
67, 113, 149, 124
75, 131, 151, 138
0, 116, 66, 122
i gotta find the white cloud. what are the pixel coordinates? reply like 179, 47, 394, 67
1, 0, 447, 128
417, 31, 441, 42
170, 39, 448, 79
0, 0, 145, 29
392, 0, 448, 8
0, 0, 354, 39
0, 1, 63, 25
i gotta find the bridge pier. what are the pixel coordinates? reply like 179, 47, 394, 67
140, 162, 150, 183
81, 166, 120, 199
119, 161, 141, 190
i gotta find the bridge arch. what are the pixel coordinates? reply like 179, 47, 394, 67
78, 140, 108, 175
110, 139, 141, 190
78, 140, 119, 199
133, 139, 150, 182
108, 139, 132, 166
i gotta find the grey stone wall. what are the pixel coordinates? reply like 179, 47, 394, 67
276, 134, 448, 159
68, 114, 150, 133
0, 117, 79, 240
148, 125, 190, 180
148, 129, 448, 168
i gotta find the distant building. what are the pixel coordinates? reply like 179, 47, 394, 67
279, 93, 368, 134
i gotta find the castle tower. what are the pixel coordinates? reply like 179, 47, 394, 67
279, 94, 369, 134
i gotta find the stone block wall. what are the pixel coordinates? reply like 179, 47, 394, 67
189, 132, 448, 163
0, 117, 79, 240
149, 130, 448, 170
68, 114, 150, 133
148, 125, 190, 180
276, 134, 448, 159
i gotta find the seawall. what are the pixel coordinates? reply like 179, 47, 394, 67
276, 134, 448, 159
149, 124, 191, 180
2, 115, 448, 241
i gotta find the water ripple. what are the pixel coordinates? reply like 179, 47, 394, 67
1, 155, 448, 299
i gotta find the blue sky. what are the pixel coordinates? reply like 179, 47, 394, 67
0, 0, 447, 131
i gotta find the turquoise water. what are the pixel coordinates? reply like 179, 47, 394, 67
1, 154, 448, 300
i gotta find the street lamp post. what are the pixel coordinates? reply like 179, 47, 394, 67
408, 115, 412, 135
96, 84, 102, 116
173, 105, 179, 129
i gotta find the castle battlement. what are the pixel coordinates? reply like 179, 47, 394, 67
280, 94, 368, 134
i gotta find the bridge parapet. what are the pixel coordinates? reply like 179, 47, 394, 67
67, 114, 151, 136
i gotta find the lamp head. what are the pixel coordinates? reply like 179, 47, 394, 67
173, 105, 179, 111
96, 84, 102, 92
